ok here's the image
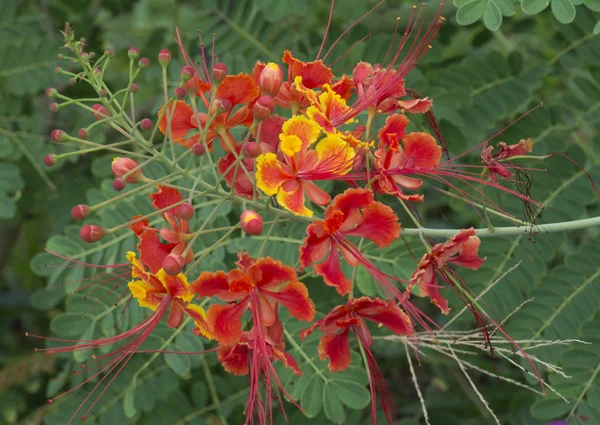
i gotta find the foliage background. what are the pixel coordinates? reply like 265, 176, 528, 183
0, 0, 599, 424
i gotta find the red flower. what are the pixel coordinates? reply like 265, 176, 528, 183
301, 297, 414, 425
409, 228, 486, 314
299, 188, 400, 295
481, 138, 533, 181
191, 252, 315, 344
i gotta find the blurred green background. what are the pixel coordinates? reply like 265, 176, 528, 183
1, 0, 599, 424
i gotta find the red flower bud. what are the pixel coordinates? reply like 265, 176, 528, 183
45, 88, 58, 99
212, 62, 227, 83
49, 103, 59, 113
128, 47, 140, 60
79, 225, 105, 243
215, 99, 232, 114
99, 89, 108, 97
180, 65, 196, 82
129, 83, 139, 93
68, 77, 76, 86
54, 66, 62, 74
140, 118, 153, 131
71, 204, 90, 220
174, 87, 186, 99
44, 154, 56, 167
77, 128, 88, 139
51, 129, 67, 142
80, 52, 89, 61
159, 228, 180, 243
104, 49, 115, 57
244, 142, 262, 158
158, 49, 172, 66
91, 104, 110, 120
258, 63, 284, 96
138, 57, 150, 68
177, 202, 194, 220
253, 95, 274, 121
111, 157, 143, 183
192, 143, 206, 156
240, 210, 263, 236
113, 178, 126, 191
163, 254, 186, 276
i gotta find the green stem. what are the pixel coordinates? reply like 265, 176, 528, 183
202, 356, 229, 425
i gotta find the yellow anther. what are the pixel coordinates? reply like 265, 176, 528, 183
428, 45, 432, 49
378, 323, 383, 328
412, 5, 417, 8
396, 16, 401, 20
25, 332, 29, 337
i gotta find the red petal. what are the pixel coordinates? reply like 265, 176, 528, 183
398, 97, 432, 114
167, 301, 185, 328
273, 348, 303, 376
352, 62, 374, 86
327, 188, 373, 223
138, 231, 177, 274
318, 328, 352, 372
191, 270, 240, 300
314, 247, 351, 296
342, 202, 400, 248
149, 185, 183, 213
401, 132, 442, 169
265, 280, 315, 322
217, 342, 250, 376
248, 257, 297, 290
299, 221, 332, 268
451, 235, 486, 270
254, 114, 285, 153
158, 100, 196, 141
377, 114, 409, 146
352, 297, 414, 337
207, 302, 248, 344
412, 263, 449, 314
216, 74, 260, 107
303, 180, 331, 206
282, 50, 333, 89
130, 215, 149, 236
330, 75, 355, 101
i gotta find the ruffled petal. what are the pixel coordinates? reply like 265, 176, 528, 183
299, 221, 332, 268
255, 114, 285, 153
343, 202, 400, 248
216, 73, 260, 107
248, 257, 297, 289
184, 304, 212, 339
328, 188, 373, 222
158, 100, 196, 142
127, 280, 162, 310
273, 348, 302, 376
138, 231, 177, 274
282, 50, 333, 89
217, 342, 250, 376
412, 264, 449, 314
314, 247, 351, 296
353, 297, 414, 337
277, 184, 313, 217
401, 132, 442, 169
149, 185, 183, 213
256, 153, 295, 196
207, 302, 248, 344
377, 114, 409, 146
190, 270, 229, 298
398, 97, 432, 114
314, 134, 355, 175
330, 75, 355, 101
318, 328, 352, 372
130, 216, 150, 236
280, 115, 321, 150
264, 280, 315, 322
451, 235, 486, 270
156, 269, 193, 302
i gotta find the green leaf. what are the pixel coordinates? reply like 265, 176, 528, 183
301, 375, 323, 418
483, 0, 503, 30
164, 344, 192, 376
124, 379, 138, 418
331, 381, 371, 409
551, 0, 576, 23
521, 0, 550, 14
323, 382, 345, 423
594, 20, 600, 33
583, 0, 600, 11
456, 0, 486, 25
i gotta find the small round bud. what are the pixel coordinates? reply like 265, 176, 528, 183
104, 49, 115, 57
80, 52, 89, 61
244, 141, 262, 158
129, 83, 139, 94
57, 53, 64, 59
44, 154, 56, 167
212, 62, 227, 84
174, 87, 186, 99
240, 210, 263, 236
140, 118, 153, 131
192, 143, 206, 156
51, 129, 67, 142
54, 66, 62, 74
180, 65, 196, 82
177, 202, 194, 220
77, 128, 88, 139
258, 63, 284, 96
98, 88, 108, 97
163, 254, 186, 276
253, 95, 275, 121
111, 157, 144, 183
128, 47, 140, 60
71, 204, 91, 220
138, 57, 150, 68
79, 225, 105, 243
112, 178, 126, 191
68, 77, 76, 86
158, 49, 172, 66
91, 104, 110, 120
45, 88, 58, 99
93, 67, 100, 76
89, 52, 96, 59
215, 99, 232, 114
49, 102, 59, 113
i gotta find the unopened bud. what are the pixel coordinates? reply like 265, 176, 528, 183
128, 47, 140, 60
112, 177, 126, 191
91, 104, 110, 120
129, 83, 139, 93
71, 204, 91, 220
140, 118, 153, 131
104, 49, 115, 57
212, 62, 227, 84
68, 77, 76, 86
163, 254, 186, 276
138, 57, 150, 68
192, 143, 206, 156
89, 52, 96, 59
54, 66, 62, 74
215, 99, 232, 114
57, 54, 64, 59
240, 210, 263, 236
174, 87, 186, 99
45, 88, 58, 99
49, 102, 59, 113
77, 128, 88, 139
79, 225, 105, 243
51, 129, 68, 142
253, 95, 274, 121
111, 157, 144, 183
99, 88, 108, 97
180, 65, 196, 82
158, 49, 172, 66
244, 142, 262, 158
80, 52, 89, 61
177, 202, 194, 220
44, 154, 56, 167
258, 63, 283, 96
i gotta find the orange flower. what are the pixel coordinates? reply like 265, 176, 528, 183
481, 138, 533, 181
256, 115, 355, 216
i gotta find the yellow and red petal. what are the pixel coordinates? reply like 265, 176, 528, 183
184, 304, 212, 339
191, 270, 230, 299
138, 231, 177, 274
273, 348, 303, 376
216, 73, 260, 107
256, 153, 294, 196
156, 269, 193, 302
127, 280, 162, 310
248, 257, 297, 289
330, 75, 355, 101
314, 248, 351, 296
282, 51, 333, 89
280, 115, 321, 148
207, 302, 248, 345
279, 134, 304, 157
264, 280, 315, 322
158, 100, 196, 141
314, 135, 355, 175
401, 132, 442, 169
127, 251, 148, 279
378, 114, 409, 146
277, 184, 313, 217
318, 329, 352, 372
398, 97, 432, 114
343, 202, 400, 248
217, 342, 250, 376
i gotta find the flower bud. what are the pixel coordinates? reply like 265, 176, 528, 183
112, 177, 126, 191
159, 228, 180, 243
71, 204, 90, 220
138, 57, 150, 68
45, 88, 58, 99
192, 143, 206, 156
240, 210, 263, 236
128, 47, 139, 60
174, 87, 186, 99
129, 83, 139, 93
51, 129, 68, 142
91, 104, 110, 120
258, 63, 283, 96
104, 49, 115, 57
77, 128, 88, 139
80, 52, 89, 61
253, 95, 274, 121
158, 49, 172, 66
79, 225, 105, 243
89, 52, 96, 59
49, 103, 59, 113
57, 53, 64, 59
44, 154, 56, 167
244, 142, 262, 158
140, 118, 153, 131
163, 254, 186, 276
99, 88, 108, 97
68, 77, 76, 86
177, 202, 194, 220
180, 65, 195, 82
93, 67, 101, 76
215, 99, 232, 114
212, 62, 227, 84
54, 66, 62, 74
111, 157, 143, 183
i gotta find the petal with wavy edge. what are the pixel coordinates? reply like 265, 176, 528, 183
256, 153, 295, 196
314, 247, 351, 296
401, 132, 442, 169
318, 328, 352, 372
207, 301, 248, 344
264, 280, 315, 322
